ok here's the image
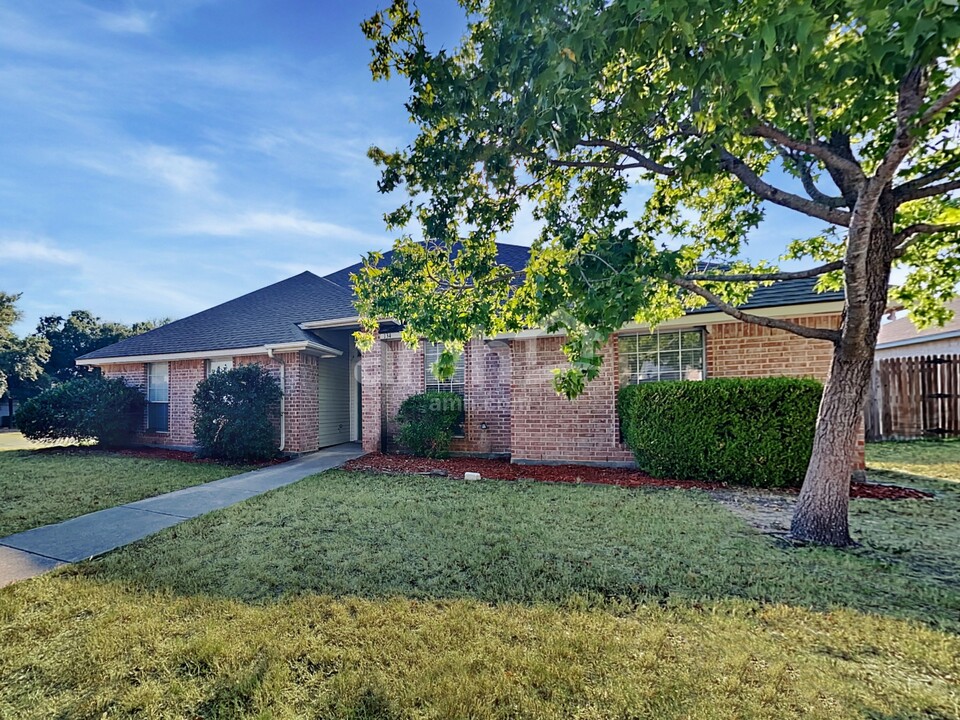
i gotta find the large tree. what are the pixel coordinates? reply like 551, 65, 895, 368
356, 0, 960, 545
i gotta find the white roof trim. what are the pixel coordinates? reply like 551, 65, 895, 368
299, 316, 361, 329
77, 341, 342, 366
876, 328, 960, 350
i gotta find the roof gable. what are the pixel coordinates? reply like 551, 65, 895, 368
78, 271, 356, 361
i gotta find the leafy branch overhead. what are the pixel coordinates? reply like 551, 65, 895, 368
355, 0, 960, 397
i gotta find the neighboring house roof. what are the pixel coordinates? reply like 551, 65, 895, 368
876, 298, 960, 349
79, 242, 846, 362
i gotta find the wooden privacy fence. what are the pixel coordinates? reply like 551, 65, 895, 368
864, 354, 960, 441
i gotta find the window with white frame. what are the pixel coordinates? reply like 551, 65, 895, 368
206, 358, 232, 376
147, 362, 169, 432
618, 330, 705, 385
424, 342, 465, 436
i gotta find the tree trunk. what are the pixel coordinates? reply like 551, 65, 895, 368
790, 346, 875, 545
790, 196, 896, 546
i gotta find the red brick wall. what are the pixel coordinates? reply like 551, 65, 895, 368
103, 359, 204, 448
509, 336, 633, 464
451, 340, 512, 454
363, 338, 513, 454
359, 311, 863, 470
706, 314, 840, 379
104, 351, 320, 452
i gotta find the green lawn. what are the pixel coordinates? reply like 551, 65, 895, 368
867, 436, 960, 482
1, 452, 958, 719
0, 433, 247, 536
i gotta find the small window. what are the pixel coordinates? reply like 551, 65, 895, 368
424, 342, 465, 436
207, 358, 232, 376
147, 362, 169, 432
618, 330, 705, 385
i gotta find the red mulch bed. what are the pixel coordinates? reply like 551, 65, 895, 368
343, 453, 932, 501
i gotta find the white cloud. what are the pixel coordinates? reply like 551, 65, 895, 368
97, 11, 154, 35
0, 236, 81, 265
134, 145, 218, 193
178, 211, 386, 244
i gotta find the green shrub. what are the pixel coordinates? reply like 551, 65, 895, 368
617, 377, 823, 488
396, 391, 464, 458
192, 364, 282, 462
17, 376, 146, 446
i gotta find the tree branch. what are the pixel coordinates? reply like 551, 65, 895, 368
895, 157, 960, 197
895, 177, 960, 203
718, 148, 852, 225
683, 260, 843, 283
775, 147, 848, 208
576, 139, 675, 176
893, 222, 960, 257
550, 159, 654, 172
750, 124, 865, 180
920, 80, 960, 125
669, 277, 841, 342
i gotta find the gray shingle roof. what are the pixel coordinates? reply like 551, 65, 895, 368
688, 275, 845, 314
79, 243, 844, 361
78, 272, 357, 361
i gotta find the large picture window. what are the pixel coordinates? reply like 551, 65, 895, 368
147, 362, 169, 432
618, 330, 705, 385
424, 342, 465, 436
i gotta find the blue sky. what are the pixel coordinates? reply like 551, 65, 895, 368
1, 1, 826, 334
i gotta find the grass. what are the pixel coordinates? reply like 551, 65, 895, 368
0, 441, 958, 718
80, 471, 960, 630
0, 457, 958, 719
867, 436, 960, 482
0, 433, 247, 536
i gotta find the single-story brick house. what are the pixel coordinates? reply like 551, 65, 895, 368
78, 242, 855, 466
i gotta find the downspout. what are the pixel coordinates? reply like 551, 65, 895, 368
266, 348, 286, 451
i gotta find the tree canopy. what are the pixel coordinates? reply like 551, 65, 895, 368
356, 0, 959, 393
356, 0, 960, 545
0, 293, 49, 401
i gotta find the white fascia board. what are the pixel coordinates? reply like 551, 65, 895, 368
77, 341, 342, 367
298, 317, 360, 329
266, 341, 343, 358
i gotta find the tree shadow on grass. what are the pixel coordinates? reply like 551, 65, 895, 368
68, 470, 960, 633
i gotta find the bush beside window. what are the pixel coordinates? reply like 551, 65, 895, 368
617, 377, 823, 488
16, 376, 146, 447
396, 391, 465, 458
192, 364, 282, 463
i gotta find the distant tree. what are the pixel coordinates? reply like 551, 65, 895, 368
0, 293, 51, 419
35, 311, 171, 381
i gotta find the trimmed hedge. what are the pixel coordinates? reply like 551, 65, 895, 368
193, 364, 282, 462
16, 376, 146, 446
617, 377, 822, 488
396, 391, 464, 458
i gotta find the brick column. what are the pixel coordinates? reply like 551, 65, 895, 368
361, 332, 383, 453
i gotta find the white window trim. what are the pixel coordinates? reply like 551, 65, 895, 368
424, 342, 466, 438
618, 329, 706, 385
206, 358, 233, 376
146, 362, 170, 433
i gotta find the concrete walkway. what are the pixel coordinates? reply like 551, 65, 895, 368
0, 443, 364, 588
